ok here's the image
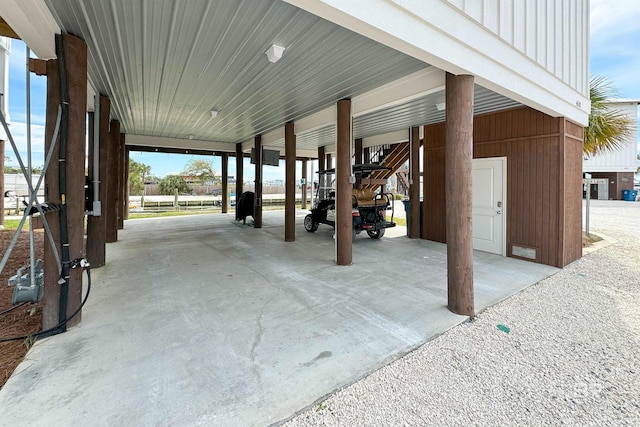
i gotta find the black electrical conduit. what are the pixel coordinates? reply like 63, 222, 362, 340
56, 33, 72, 334
0, 34, 92, 343
0, 302, 28, 317
0, 265, 91, 343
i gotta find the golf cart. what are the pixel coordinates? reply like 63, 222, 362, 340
303, 164, 396, 239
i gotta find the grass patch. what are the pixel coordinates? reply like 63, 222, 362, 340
387, 215, 406, 227
582, 231, 603, 247
128, 203, 307, 220
1, 219, 20, 230
128, 210, 221, 219
2, 203, 313, 227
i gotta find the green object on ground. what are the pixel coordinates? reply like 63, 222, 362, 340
497, 324, 510, 333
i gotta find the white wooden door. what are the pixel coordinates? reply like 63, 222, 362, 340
472, 157, 506, 255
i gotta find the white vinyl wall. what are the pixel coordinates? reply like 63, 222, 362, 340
288, 0, 591, 126
584, 101, 639, 173
446, 0, 589, 96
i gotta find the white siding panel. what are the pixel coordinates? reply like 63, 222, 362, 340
536, 0, 546, 67
546, 1, 555, 72
292, 0, 589, 123
499, 0, 514, 44
512, 0, 525, 53
569, 0, 577, 90
445, 0, 588, 96
463, 0, 483, 23
483, 0, 500, 35
525, 0, 536, 59
583, 103, 639, 172
448, 0, 464, 10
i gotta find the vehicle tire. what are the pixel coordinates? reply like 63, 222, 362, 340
304, 214, 318, 232
367, 228, 385, 239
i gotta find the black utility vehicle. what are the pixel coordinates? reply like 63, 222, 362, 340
303, 164, 396, 239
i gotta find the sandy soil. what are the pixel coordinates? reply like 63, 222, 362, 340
0, 229, 44, 390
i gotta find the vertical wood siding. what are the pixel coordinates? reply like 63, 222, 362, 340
422, 106, 583, 267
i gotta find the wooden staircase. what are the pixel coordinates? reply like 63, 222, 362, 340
395, 167, 410, 195
362, 142, 410, 191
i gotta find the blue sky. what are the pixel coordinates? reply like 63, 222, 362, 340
4, 0, 640, 178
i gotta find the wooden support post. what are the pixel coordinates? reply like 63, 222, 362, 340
124, 146, 130, 220
0, 140, 4, 228
117, 133, 125, 229
326, 154, 332, 170
363, 146, 370, 164
43, 33, 87, 329
285, 122, 296, 242
409, 126, 421, 238
106, 119, 120, 243
336, 99, 352, 266
221, 153, 228, 213
86, 95, 110, 267
301, 159, 308, 210
235, 143, 243, 200
254, 135, 263, 228
354, 138, 363, 189
445, 73, 475, 317
318, 146, 326, 171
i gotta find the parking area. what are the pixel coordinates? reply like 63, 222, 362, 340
0, 210, 557, 426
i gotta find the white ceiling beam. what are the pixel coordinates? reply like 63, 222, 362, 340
294, 105, 336, 135
0, 1, 102, 113
0, 0, 58, 59
352, 67, 444, 117
294, 149, 317, 158
293, 67, 444, 143
126, 134, 235, 153
261, 127, 285, 147
362, 130, 409, 148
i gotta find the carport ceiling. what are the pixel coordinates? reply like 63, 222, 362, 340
289, 85, 522, 150
44, 0, 427, 145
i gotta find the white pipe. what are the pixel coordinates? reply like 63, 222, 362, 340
92, 95, 101, 216
26, 47, 35, 286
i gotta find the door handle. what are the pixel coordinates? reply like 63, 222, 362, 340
497, 210, 502, 215
497, 201, 502, 207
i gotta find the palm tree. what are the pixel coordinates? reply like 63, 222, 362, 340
584, 76, 636, 156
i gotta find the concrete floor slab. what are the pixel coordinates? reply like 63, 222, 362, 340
0, 210, 558, 426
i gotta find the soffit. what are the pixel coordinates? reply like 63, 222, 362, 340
44, 0, 427, 145
284, 86, 521, 149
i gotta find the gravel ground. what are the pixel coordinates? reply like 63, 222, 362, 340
284, 200, 640, 426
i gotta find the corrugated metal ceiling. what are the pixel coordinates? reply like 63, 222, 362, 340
273, 86, 520, 149
353, 85, 521, 139
44, 0, 429, 145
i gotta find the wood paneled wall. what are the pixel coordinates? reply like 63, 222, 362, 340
422, 106, 583, 268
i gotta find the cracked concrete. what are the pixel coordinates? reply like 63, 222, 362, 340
0, 210, 557, 426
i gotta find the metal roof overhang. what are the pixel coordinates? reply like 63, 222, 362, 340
1, 0, 521, 156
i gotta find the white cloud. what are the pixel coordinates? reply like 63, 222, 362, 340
591, 0, 640, 38
9, 111, 48, 127
3, 121, 47, 165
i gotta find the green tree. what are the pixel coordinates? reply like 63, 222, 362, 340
158, 175, 191, 195
182, 159, 218, 184
128, 159, 151, 196
584, 76, 636, 156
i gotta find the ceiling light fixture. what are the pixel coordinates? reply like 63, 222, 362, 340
188, 134, 194, 140
435, 102, 446, 111
210, 109, 219, 119
265, 44, 285, 63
